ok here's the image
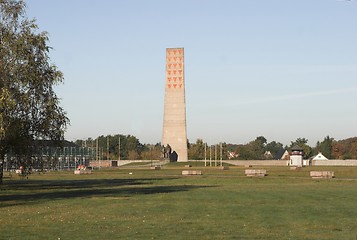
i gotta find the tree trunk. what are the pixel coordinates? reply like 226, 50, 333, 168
0, 161, 3, 184
0, 153, 5, 184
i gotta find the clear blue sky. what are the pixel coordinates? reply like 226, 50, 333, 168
26, 0, 357, 146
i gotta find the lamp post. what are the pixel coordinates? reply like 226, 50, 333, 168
215, 144, 217, 167
107, 136, 110, 161
220, 142, 223, 167
209, 145, 212, 167
151, 145, 153, 167
118, 136, 121, 161
204, 142, 207, 167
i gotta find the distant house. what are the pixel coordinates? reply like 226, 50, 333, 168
227, 151, 238, 159
264, 151, 273, 159
311, 152, 328, 161
275, 149, 290, 160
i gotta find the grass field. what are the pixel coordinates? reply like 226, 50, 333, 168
1, 164, 357, 239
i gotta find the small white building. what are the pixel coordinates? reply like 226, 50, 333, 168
280, 150, 290, 160
264, 151, 273, 159
312, 152, 328, 161
290, 145, 303, 167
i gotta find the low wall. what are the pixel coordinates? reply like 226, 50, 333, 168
89, 160, 163, 168
89, 160, 112, 168
312, 160, 357, 166
89, 159, 357, 167
223, 160, 289, 166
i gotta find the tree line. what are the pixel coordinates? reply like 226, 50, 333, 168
189, 136, 357, 160
75, 135, 357, 161
75, 135, 162, 161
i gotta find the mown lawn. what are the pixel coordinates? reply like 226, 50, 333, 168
1, 165, 357, 239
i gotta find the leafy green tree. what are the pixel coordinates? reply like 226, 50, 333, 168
93, 134, 144, 160
0, 0, 69, 183
188, 139, 205, 160
236, 144, 251, 160
141, 143, 162, 160
237, 136, 267, 160
265, 141, 284, 159
256, 136, 267, 146
126, 135, 143, 159
314, 136, 334, 159
251, 136, 267, 159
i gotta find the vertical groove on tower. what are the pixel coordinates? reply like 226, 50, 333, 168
162, 48, 188, 162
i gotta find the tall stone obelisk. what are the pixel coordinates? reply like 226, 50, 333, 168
162, 48, 188, 162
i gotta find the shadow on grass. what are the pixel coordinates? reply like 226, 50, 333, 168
2, 178, 170, 190
0, 178, 214, 208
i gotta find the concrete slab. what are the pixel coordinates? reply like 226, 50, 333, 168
310, 171, 334, 178
182, 170, 202, 175
245, 169, 266, 177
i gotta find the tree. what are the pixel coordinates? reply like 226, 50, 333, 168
0, 0, 69, 183
252, 136, 267, 159
314, 136, 334, 159
188, 139, 205, 160
237, 136, 267, 160
236, 144, 253, 160
265, 141, 284, 159
331, 137, 357, 159
141, 143, 162, 160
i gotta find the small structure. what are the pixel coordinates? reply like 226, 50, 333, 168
310, 171, 334, 179
15, 166, 25, 176
290, 145, 303, 167
182, 170, 202, 175
227, 151, 238, 159
245, 169, 267, 177
311, 152, 328, 161
74, 165, 92, 175
264, 151, 273, 159
150, 166, 161, 170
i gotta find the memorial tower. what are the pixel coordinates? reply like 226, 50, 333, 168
162, 48, 188, 162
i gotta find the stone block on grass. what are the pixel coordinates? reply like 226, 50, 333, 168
310, 171, 334, 179
245, 169, 266, 177
182, 170, 202, 175
74, 169, 92, 175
